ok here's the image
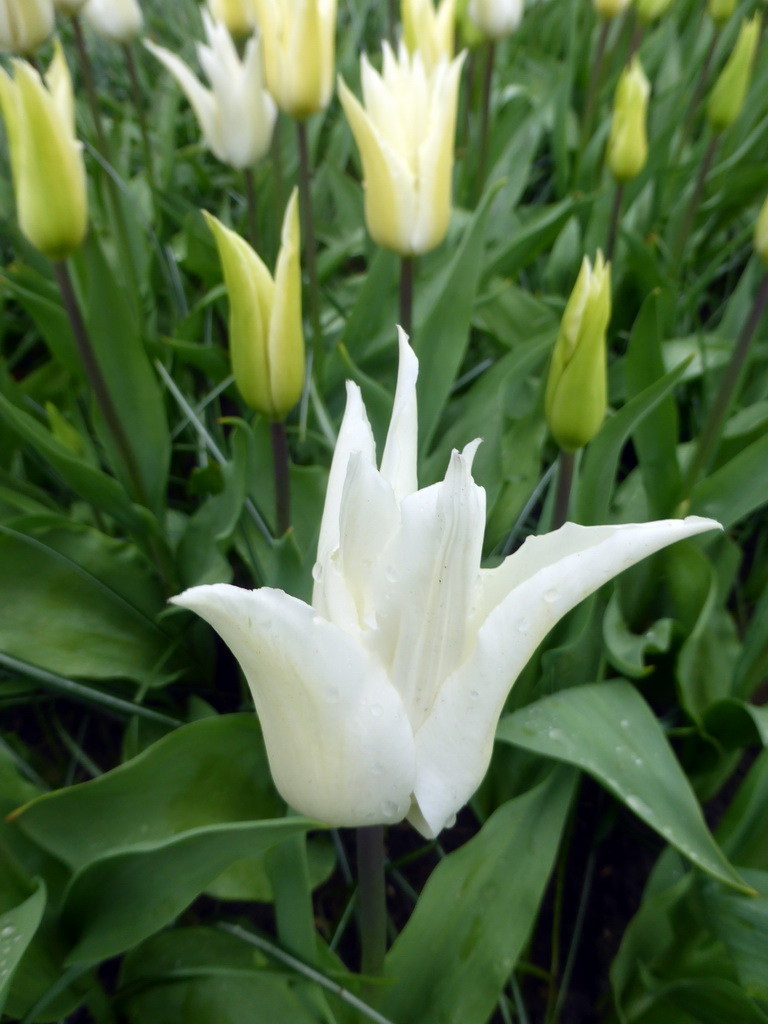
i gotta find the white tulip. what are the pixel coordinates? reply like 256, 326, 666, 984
145, 13, 276, 170
53, 0, 89, 14
467, 0, 523, 39
0, 0, 54, 54
84, 0, 142, 43
172, 331, 720, 838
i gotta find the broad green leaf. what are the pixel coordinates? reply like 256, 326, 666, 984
415, 182, 500, 451
378, 768, 576, 1024
690, 432, 768, 528
0, 266, 81, 378
484, 197, 588, 281
704, 869, 768, 1002
0, 882, 46, 1017
575, 360, 689, 524
119, 928, 320, 1024
14, 715, 282, 871
603, 591, 674, 678
71, 234, 170, 516
62, 817, 317, 965
497, 682, 749, 891
625, 290, 682, 517
703, 700, 768, 749
717, 750, 768, 871
651, 978, 768, 1024
0, 516, 172, 687
0, 390, 161, 545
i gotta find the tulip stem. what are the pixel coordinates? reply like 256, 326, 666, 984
681, 271, 768, 498
476, 41, 496, 200
54, 262, 147, 505
270, 420, 291, 536
122, 43, 156, 198
243, 167, 259, 251
552, 450, 576, 530
400, 257, 414, 337
575, 19, 611, 187
356, 825, 387, 983
670, 134, 719, 272
675, 27, 719, 163
297, 121, 325, 383
72, 15, 109, 157
605, 182, 624, 262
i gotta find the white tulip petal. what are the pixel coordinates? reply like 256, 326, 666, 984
410, 516, 721, 837
170, 585, 416, 828
144, 41, 219, 156
379, 326, 419, 501
314, 382, 376, 581
371, 443, 486, 732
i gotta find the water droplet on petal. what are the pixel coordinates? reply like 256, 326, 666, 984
515, 617, 530, 634
620, 719, 630, 729
0, 927, 14, 939
469, 690, 480, 701
312, 562, 323, 582
326, 687, 341, 704
380, 799, 399, 818
370, 761, 384, 776
543, 589, 559, 604
385, 565, 398, 583
548, 728, 564, 741
370, 704, 383, 717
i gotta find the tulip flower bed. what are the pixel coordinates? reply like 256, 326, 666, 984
1, 0, 768, 1021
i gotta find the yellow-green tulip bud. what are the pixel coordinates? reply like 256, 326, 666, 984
0, 41, 87, 260
594, 0, 631, 19
635, 0, 673, 24
204, 190, 305, 421
206, 0, 256, 37
754, 195, 768, 266
607, 57, 649, 184
252, 0, 337, 120
0, 0, 54, 55
339, 43, 464, 256
708, 0, 736, 26
545, 252, 611, 452
454, 0, 484, 48
402, 0, 456, 71
706, 14, 761, 134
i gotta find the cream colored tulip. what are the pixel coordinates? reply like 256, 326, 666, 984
0, 41, 87, 259
84, 0, 142, 43
206, 0, 255, 37
402, 0, 456, 71
53, 0, 89, 14
252, 0, 337, 120
146, 13, 276, 170
339, 43, 464, 256
0, 0, 54, 54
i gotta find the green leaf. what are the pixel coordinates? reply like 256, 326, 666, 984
0, 390, 161, 545
690, 432, 768, 528
14, 715, 282, 871
62, 817, 317, 965
119, 928, 320, 1024
717, 750, 768, 871
0, 882, 46, 1017
484, 197, 588, 281
71, 234, 171, 516
497, 681, 750, 892
0, 265, 81, 379
415, 183, 500, 451
704, 869, 768, 1002
575, 360, 690, 524
602, 591, 674, 679
378, 768, 576, 1024
0, 515, 173, 687
625, 290, 682, 517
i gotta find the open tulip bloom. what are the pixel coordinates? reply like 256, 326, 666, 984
172, 331, 721, 839
339, 43, 465, 257
145, 11, 276, 171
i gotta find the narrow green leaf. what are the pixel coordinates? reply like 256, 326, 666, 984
690, 432, 768, 528
497, 682, 750, 892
